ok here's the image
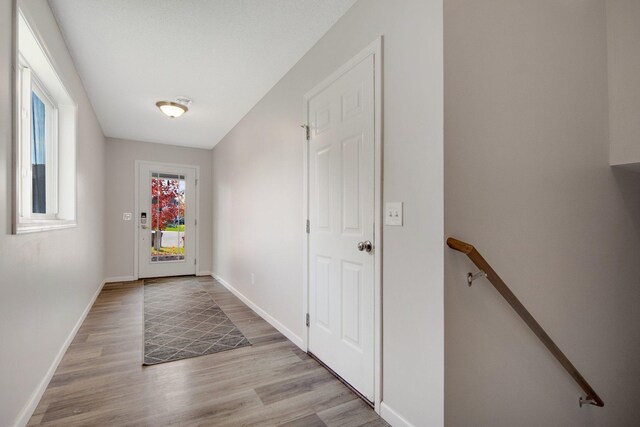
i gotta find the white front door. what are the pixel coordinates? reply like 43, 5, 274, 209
307, 54, 375, 401
138, 163, 197, 278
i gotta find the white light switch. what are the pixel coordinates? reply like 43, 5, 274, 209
385, 202, 403, 226
123, 212, 132, 221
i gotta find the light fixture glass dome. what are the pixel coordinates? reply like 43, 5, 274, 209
156, 101, 188, 118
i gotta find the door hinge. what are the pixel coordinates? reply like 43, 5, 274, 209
301, 124, 310, 141
194, 258, 197, 265
195, 219, 197, 226
306, 313, 310, 327
195, 179, 198, 186
306, 219, 310, 234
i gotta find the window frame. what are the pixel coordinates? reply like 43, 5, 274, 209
21, 63, 59, 220
12, 5, 77, 234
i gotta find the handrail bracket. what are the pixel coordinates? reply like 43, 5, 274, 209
467, 270, 487, 286
579, 396, 599, 408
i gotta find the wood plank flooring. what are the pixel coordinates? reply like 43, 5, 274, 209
28, 276, 387, 426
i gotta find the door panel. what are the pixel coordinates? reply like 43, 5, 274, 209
307, 54, 375, 401
341, 260, 362, 349
342, 135, 361, 233
315, 255, 332, 330
315, 147, 333, 231
138, 163, 197, 278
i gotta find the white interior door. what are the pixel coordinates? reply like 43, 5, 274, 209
138, 163, 197, 278
307, 54, 375, 401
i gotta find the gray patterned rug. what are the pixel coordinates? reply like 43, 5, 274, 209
143, 277, 251, 365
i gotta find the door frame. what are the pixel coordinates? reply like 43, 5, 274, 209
302, 37, 383, 412
133, 160, 200, 280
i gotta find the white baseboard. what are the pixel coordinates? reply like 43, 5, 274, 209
211, 273, 304, 350
13, 279, 106, 427
104, 275, 136, 283
380, 402, 415, 427
196, 270, 212, 277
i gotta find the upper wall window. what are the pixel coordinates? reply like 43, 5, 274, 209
15, 9, 77, 233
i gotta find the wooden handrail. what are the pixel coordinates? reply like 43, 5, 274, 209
447, 237, 604, 408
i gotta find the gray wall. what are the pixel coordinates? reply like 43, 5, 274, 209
445, 0, 640, 425
104, 137, 213, 279
606, 0, 640, 166
211, 0, 444, 425
0, 1, 106, 426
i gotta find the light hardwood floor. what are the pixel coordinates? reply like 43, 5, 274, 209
28, 276, 387, 426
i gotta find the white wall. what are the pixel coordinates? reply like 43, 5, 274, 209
211, 1, 443, 425
606, 0, 640, 167
0, 1, 106, 426
445, 0, 640, 425
104, 137, 213, 280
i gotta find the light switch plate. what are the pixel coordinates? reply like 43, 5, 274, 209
385, 202, 403, 226
123, 212, 132, 221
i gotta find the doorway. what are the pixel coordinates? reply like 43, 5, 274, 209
303, 39, 382, 408
136, 162, 198, 278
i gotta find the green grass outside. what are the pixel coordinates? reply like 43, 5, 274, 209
151, 246, 185, 255
164, 225, 185, 232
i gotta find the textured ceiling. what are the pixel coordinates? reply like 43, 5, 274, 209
49, 0, 356, 149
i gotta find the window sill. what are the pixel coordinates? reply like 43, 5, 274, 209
15, 219, 77, 234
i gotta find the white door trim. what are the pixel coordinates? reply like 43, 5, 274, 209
134, 160, 200, 280
302, 36, 383, 413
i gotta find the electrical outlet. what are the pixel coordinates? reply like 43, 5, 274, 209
123, 212, 132, 221
251, 273, 255, 285
385, 202, 403, 226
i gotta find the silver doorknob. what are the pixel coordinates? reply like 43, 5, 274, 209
357, 241, 373, 253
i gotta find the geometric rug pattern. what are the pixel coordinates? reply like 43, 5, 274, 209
143, 277, 251, 365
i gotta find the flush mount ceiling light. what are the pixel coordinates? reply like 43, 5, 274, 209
156, 97, 191, 118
